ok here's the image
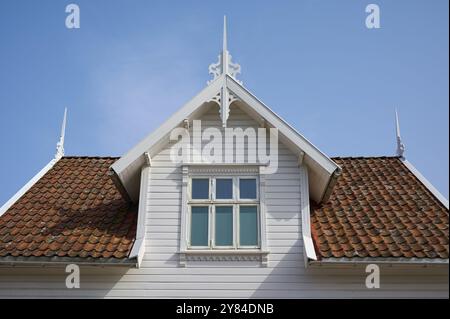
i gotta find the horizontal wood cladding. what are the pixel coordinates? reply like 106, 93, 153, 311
0, 105, 447, 298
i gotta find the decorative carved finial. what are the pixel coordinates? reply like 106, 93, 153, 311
55, 108, 67, 160
207, 17, 243, 127
208, 16, 241, 84
395, 109, 405, 158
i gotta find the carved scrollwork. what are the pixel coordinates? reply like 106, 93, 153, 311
208, 92, 221, 105
208, 55, 222, 85
185, 254, 261, 262
228, 54, 242, 84
206, 89, 240, 127
207, 55, 242, 85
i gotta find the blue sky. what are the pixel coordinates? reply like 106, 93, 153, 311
0, 0, 448, 205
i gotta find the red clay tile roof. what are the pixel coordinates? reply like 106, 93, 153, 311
311, 157, 449, 260
1, 155, 447, 263
0, 157, 137, 262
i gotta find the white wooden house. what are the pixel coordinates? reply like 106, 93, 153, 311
0, 18, 448, 298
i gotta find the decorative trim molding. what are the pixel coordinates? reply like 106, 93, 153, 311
208, 56, 241, 85
186, 254, 261, 262
207, 90, 240, 106
207, 53, 241, 84
207, 87, 241, 128
187, 165, 259, 176
208, 54, 222, 85
179, 250, 269, 266
207, 91, 221, 105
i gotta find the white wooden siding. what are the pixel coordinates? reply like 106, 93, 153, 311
0, 104, 448, 298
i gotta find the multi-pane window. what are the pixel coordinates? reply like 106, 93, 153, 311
188, 176, 259, 249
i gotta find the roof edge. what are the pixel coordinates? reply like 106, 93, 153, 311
401, 158, 449, 209
0, 255, 137, 267
111, 74, 225, 175
309, 257, 449, 267
0, 158, 59, 218
227, 75, 340, 176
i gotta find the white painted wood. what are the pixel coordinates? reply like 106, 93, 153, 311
0, 104, 447, 298
259, 166, 268, 259
129, 164, 150, 267
226, 76, 340, 203
299, 165, 317, 262
111, 65, 340, 205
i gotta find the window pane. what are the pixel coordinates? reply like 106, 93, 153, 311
239, 206, 258, 246
192, 179, 209, 199
216, 179, 233, 199
190, 206, 209, 246
215, 206, 233, 246
239, 179, 257, 199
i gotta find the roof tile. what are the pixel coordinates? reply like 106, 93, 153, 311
0, 157, 137, 261
311, 157, 449, 260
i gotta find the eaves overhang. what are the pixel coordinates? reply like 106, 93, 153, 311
308, 257, 449, 268
0, 256, 138, 267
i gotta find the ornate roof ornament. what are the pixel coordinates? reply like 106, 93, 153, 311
395, 108, 405, 158
207, 16, 242, 127
208, 16, 242, 85
55, 108, 67, 160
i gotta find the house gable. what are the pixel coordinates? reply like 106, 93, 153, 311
111, 73, 341, 205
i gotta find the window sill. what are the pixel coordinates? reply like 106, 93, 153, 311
179, 250, 269, 267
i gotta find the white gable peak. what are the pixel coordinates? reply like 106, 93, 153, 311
111, 18, 341, 204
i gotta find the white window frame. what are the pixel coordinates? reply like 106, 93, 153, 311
213, 177, 235, 202
212, 204, 235, 249
179, 165, 269, 266
237, 204, 260, 249
187, 205, 211, 249
237, 177, 259, 201
187, 175, 259, 250
189, 177, 211, 202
